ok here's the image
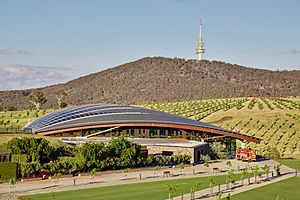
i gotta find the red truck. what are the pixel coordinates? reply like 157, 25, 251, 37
236, 148, 256, 161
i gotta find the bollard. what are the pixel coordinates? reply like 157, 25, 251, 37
193, 169, 195, 175
248, 177, 250, 185
73, 179, 76, 186
218, 184, 220, 193
296, 170, 297, 177
139, 173, 142, 180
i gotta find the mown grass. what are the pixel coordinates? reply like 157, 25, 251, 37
277, 158, 300, 171
231, 177, 300, 200
26, 173, 253, 200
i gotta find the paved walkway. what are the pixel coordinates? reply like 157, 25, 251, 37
0, 159, 297, 200
173, 159, 298, 200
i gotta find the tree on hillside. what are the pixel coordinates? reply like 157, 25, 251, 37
53, 89, 67, 108
28, 90, 47, 110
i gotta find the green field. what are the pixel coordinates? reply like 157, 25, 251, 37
231, 177, 300, 200
277, 159, 300, 171
27, 174, 252, 200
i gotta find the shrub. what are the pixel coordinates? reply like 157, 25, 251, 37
59, 102, 67, 108
0, 162, 18, 182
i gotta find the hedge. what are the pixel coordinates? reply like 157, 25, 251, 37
0, 162, 17, 182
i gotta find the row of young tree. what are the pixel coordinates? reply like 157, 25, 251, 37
6, 137, 191, 178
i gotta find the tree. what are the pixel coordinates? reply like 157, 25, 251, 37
203, 161, 209, 168
226, 161, 232, 169
122, 168, 130, 180
75, 142, 107, 170
108, 136, 141, 168
252, 165, 260, 183
165, 184, 179, 200
7, 138, 56, 164
208, 177, 215, 196
191, 182, 201, 199
9, 178, 16, 194
240, 168, 248, 185
59, 102, 67, 108
53, 89, 67, 108
210, 141, 227, 159
176, 163, 185, 175
54, 172, 61, 184
153, 166, 160, 177
28, 90, 47, 110
226, 169, 234, 189
262, 164, 270, 178
90, 168, 97, 184
274, 164, 281, 176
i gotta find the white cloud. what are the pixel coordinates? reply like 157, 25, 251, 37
0, 64, 71, 90
0, 48, 32, 55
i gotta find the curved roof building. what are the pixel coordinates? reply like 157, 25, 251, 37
23, 104, 260, 143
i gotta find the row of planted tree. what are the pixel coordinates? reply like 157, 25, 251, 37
165, 160, 282, 200
6, 136, 191, 179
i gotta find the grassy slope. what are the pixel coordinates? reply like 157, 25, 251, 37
28, 174, 250, 200
202, 98, 300, 158
277, 159, 300, 171
231, 177, 300, 200
0, 109, 54, 133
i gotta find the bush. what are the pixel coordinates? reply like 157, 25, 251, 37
7, 106, 17, 111
0, 162, 18, 182
59, 102, 67, 108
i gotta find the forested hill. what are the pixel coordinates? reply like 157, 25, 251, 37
1, 57, 300, 110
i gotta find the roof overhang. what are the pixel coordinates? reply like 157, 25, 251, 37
38, 122, 261, 144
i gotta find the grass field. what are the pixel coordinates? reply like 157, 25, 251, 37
277, 159, 300, 171
27, 174, 252, 200
231, 177, 300, 200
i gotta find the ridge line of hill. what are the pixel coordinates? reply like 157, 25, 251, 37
0, 57, 300, 110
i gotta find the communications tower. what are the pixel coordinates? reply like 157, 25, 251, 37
196, 17, 205, 61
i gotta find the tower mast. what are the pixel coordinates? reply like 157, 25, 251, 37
196, 16, 205, 61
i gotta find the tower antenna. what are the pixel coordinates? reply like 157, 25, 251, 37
196, 16, 205, 61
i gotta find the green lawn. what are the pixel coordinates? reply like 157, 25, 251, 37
231, 177, 300, 200
27, 174, 249, 200
277, 159, 300, 171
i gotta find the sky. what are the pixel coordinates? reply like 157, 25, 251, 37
0, 0, 300, 90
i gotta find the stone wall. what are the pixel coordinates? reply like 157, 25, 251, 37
147, 145, 195, 163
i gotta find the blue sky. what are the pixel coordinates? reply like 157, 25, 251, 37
0, 0, 300, 90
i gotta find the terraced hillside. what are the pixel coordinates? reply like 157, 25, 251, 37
138, 97, 300, 158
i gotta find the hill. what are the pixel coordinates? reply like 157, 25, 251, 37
1, 57, 300, 110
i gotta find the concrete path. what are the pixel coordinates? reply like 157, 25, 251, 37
0, 159, 297, 200
172, 159, 298, 200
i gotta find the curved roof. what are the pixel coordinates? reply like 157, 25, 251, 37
22, 104, 261, 143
